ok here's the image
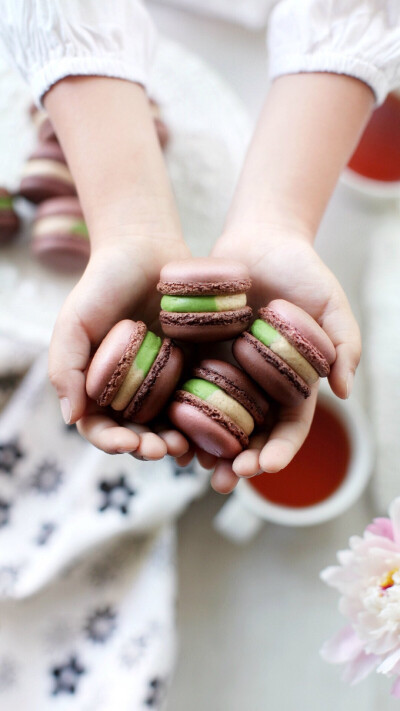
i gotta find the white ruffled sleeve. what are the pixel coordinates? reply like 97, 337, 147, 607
268, 0, 400, 104
0, 0, 157, 105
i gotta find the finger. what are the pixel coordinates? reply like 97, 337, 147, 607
175, 447, 196, 468
49, 300, 90, 424
321, 293, 361, 399
258, 386, 318, 473
157, 429, 190, 458
232, 432, 269, 478
195, 448, 218, 471
211, 459, 239, 494
133, 432, 168, 461
77, 414, 140, 454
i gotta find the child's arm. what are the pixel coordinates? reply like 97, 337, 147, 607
45, 77, 191, 460
210, 72, 373, 492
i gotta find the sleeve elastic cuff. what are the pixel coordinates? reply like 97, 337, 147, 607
28, 56, 149, 107
269, 51, 389, 105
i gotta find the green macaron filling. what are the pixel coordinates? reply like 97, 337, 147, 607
0, 195, 13, 210
70, 219, 89, 239
250, 319, 280, 347
161, 295, 218, 313
182, 378, 221, 400
134, 330, 162, 376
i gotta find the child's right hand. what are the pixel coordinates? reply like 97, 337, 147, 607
49, 233, 192, 460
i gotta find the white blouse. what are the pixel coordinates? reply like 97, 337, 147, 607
0, 0, 399, 106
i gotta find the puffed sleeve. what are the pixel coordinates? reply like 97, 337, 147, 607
0, 0, 157, 105
268, 0, 400, 104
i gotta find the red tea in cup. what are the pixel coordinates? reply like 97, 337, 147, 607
347, 91, 400, 183
248, 401, 351, 508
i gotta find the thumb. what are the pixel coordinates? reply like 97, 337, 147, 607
48, 297, 90, 424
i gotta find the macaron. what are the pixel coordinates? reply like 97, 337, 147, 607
19, 142, 76, 204
0, 188, 20, 243
32, 197, 90, 272
86, 320, 184, 424
233, 299, 336, 407
168, 359, 269, 458
158, 258, 253, 342
29, 103, 57, 143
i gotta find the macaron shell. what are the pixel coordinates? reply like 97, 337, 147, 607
123, 339, 183, 423
193, 359, 269, 425
168, 398, 245, 458
0, 212, 20, 242
35, 196, 83, 220
233, 332, 310, 407
86, 321, 147, 405
158, 258, 252, 295
32, 234, 90, 272
19, 176, 76, 204
159, 307, 252, 342
261, 300, 336, 371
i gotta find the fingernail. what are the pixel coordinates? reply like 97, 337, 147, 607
60, 397, 71, 424
346, 372, 354, 399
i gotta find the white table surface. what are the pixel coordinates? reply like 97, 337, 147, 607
147, 5, 400, 710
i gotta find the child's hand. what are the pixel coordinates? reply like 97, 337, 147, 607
208, 229, 361, 493
49, 233, 192, 459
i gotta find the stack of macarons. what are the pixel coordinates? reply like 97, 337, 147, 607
32, 196, 90, 272
0, 188, 20, 244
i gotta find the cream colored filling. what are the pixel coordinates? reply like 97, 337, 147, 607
111, 363, 145, 411
207, 389, 254, 435
214, 293, 247, 311
21, 159, 74, 184
269, 333, 319, 385
33, 215, 82, 237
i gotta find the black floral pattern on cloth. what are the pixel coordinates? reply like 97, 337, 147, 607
35, 522, 57, 546
84, 606, 117, 644
98, 475, 136, 515
0, 439, 24, 475
51, 655, 86, 696
144, 678, 167, 708
0, 657, 18, 693
31, 459, 63, 495
0, 499, 10, 528
173, 462, 196, 477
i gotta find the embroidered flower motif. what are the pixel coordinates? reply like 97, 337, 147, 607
145, 678, 167, 707
36, 522, 57, 546
51, 655, 86, 696
31, 460, 63, 495
84, 606, 117, 644
321, 498, 400, 698
0, 500, 10, 529
0, 439, 24, 475
98, 474, 135, 515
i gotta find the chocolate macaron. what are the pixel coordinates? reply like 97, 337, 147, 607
0, 188, 20, 243
158, 258, 252, 342
233, 299, 336, 407
19, 142, 76, 204
86, 320, 184, 424
32, 196, 90, 272
169, 359, 269, 458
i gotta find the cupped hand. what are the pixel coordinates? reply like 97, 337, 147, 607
48, 233, 192, 460
209, 228, 361, 493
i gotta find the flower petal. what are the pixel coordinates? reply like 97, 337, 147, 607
366, 518, 394, 540
389, 498, 400, 543
320, 626, 364, 664
377, 647, 400, 675
341, 650, 380, 685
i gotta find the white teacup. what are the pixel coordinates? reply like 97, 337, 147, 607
214, 390, 373, 542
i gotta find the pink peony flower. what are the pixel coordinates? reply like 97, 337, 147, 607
321, 498, 400, 698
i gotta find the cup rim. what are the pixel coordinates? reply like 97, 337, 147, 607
237, 389, 374, 527
341, 166, 400, 200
